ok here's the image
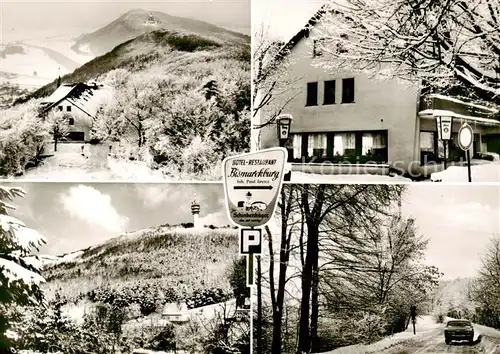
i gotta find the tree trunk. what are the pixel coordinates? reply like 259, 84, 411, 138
272, 311, 283, 354
297, 227, 318, 354
257, 255, 263, 354
271, 189, 290, 354
310, 252, 319, 353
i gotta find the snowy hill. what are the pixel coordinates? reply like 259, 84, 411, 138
72, 9, 249, 56
16, 27, 249, 104
40, 225, 239, 302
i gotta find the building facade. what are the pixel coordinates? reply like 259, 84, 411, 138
259, 10, 500, 178
40, 82, 112, 143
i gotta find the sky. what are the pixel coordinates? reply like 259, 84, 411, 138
401, 184, 499, 281
0, 0, 250, 42
3, 182, 230, 255
2, 182, 498, 280
252, 0, 328, 41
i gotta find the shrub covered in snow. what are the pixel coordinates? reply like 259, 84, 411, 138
0, 186, 46, 350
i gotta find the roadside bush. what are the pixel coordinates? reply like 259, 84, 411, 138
185, 288, 230, 309
146, 323, 176, 351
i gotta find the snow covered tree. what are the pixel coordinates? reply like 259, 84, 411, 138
104, 76, 164, 148
0, 102, 49, 176
472, 235, 500, 328
46, 110, 70, 152
0, 186, 46, 350
252, 24, 302, 148
313, 0, 500, 107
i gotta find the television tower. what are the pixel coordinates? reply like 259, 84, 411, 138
191, 193, 201, 228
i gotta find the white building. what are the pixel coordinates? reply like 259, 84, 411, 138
39, 82, 113, 142
162, 302, 190, 324
259, 5, 500, 178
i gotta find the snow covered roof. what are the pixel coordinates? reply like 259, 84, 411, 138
41, 82, 113, 118
67, 84, 113, 118
418, 109, 500, 126
42, 83, 76, 104
426, 94, 498, 114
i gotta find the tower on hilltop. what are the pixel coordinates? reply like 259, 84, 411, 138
191, 193, 201, 228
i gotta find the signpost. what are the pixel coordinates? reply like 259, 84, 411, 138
435, 116, 453, 169
277, 114, 293, 182
223, 147, 287, 286
410, 305, 417, 335
458, 123, 474, 182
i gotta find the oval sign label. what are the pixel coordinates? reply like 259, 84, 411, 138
223, 147, 287, 227
458, 123, 473, 151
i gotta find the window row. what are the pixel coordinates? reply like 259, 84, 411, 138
306, 78, 354, 107
285, 131, 388, 164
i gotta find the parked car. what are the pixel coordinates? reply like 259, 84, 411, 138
444, 319, 474, 344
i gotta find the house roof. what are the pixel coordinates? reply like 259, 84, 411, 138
43, 83, 77, 104
418, 109, 500, 126
41, 82, 113, 119
280, 4, 329, 55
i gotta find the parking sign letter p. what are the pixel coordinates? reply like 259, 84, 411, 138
240, 228, 262, 255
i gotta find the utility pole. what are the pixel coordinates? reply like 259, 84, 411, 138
411, 305, 417, 335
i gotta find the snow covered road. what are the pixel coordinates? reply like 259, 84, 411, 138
16, 143, 167, 181
322, 316, 500, 354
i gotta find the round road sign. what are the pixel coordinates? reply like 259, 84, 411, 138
458, 123, 473, 151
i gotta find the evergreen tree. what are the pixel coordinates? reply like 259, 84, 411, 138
0, 186, 46, 350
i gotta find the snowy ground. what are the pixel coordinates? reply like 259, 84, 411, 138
290, 172, 413, 183
1, 37, 93, 89
321, 316, 500, 354
430, 162, 500, 182
16, 143, 168, 181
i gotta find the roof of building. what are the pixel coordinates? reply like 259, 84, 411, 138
418, 109, 500, 126
43, 83, 77, 104
275, 4, 332, 61
41, 82, 113, 118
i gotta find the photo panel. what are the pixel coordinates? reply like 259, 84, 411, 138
252, 0, 500, 183
0, 0, 251, 182
0, 182, 250, 353
252, 183, 500, 353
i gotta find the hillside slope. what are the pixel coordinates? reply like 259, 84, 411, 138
17, 29, 248, 103
41, 226, 240, 303
73, 9, 249, 56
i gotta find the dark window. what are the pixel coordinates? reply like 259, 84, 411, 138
67, 106, 71, 112
342, 78, 355, 103
306, 82, 318, 106
68, 118, 75, 125
58, 106, 63, 111
323, 80, 336, 105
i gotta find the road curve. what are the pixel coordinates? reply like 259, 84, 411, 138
379, 328, 500, 354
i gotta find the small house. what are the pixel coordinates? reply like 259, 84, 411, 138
162, 302, 190, 324
39, 82, 113, 142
